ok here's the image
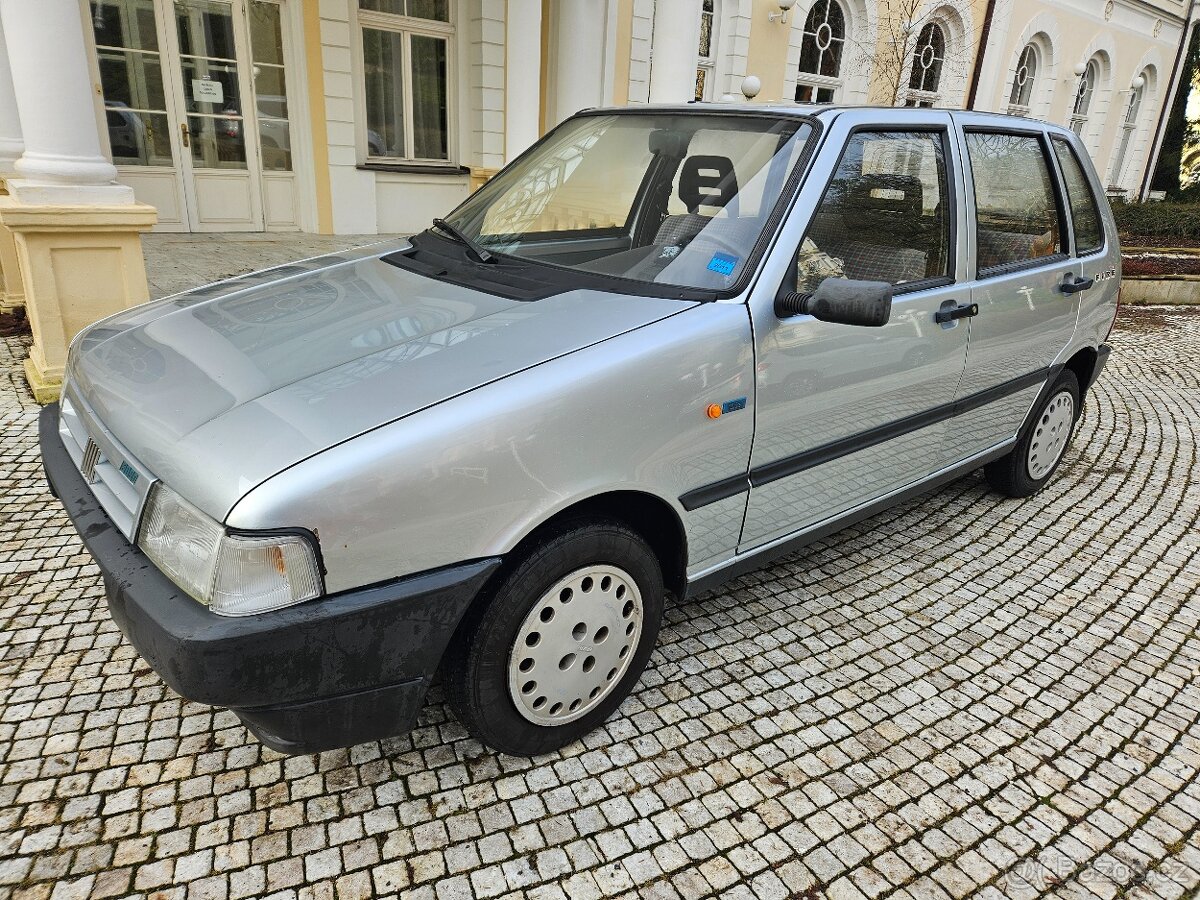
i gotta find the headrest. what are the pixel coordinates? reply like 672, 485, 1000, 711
846, 173, 923, 219
679, 155, 739, 212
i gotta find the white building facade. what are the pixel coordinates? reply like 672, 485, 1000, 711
4, 0, 1192, 238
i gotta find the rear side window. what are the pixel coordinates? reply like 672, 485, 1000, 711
1051, 137, 1104, 254
797, 130, 951, 292
965, 131, 1063, 274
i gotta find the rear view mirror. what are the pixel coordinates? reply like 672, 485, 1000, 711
775, 277, 893, 327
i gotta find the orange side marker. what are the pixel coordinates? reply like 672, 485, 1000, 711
706, 404, 723, 419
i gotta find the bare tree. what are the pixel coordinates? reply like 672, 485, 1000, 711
848, 0, 985, 108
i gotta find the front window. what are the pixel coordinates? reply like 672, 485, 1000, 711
359, 0, 452, 162
439, 113, 815, 293
795, 0, 846, 104
904, 22, 945, 107
797, 130, 951, 292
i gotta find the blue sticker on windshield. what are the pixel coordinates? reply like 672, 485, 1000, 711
706, 252, 738, 277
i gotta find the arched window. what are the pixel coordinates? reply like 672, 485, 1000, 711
795, 0, 846, 104
905, 22, 946, 107
1007, 43, 1038, 114
695, 0, 716, 101
1110, 70, 1149, 189
1070, 58, 1099, 135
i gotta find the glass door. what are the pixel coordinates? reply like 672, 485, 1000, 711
168, 0, 264, 230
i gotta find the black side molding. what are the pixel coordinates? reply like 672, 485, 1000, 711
681, 365, 1057, 509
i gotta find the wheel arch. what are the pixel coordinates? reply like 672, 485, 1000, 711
1064, 345, 1099, 394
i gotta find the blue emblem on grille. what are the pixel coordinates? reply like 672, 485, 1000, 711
119, 461, 139, 485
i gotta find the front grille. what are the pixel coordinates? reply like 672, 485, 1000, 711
58, 386, 154, 540
80, 438, 101, 483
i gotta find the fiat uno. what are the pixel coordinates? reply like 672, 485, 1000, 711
41, 105, 1119, 756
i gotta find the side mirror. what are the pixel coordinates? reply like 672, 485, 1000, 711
775, 277, 893, 327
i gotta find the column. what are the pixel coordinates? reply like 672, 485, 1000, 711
554, 0, 608, 124
506, 0, 543, 162
0, 0, 157, 403
0, 15, 24, 312
648, 0, 702, 104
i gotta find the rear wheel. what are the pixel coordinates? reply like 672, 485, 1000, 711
985, 369, 1081, 498
444, 519, 664, 756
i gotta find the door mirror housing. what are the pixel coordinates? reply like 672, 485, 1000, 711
776, 277, 893, 327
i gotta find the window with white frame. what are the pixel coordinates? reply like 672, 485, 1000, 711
1070, 58, 1099, 136
1109, 73, 1147, 188
358, 0, 452, 162
795, 0, 846, 104
1007, 43, 1038, 116
695, 0, 716, 101
904, 22, 946, 107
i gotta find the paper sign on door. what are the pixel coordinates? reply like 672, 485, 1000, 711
192, 79, 224, 104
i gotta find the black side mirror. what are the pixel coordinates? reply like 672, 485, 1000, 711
775, 277, 893, 327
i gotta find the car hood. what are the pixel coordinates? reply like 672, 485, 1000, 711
68, 240, 693, 519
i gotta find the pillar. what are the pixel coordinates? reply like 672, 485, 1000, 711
554, 0, 608, 124
0, 0, 157, 403
506, 0, 543, 161
648, 0, 703, 104
0, 14, 24, 313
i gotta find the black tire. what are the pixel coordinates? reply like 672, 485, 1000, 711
985, 369, 1081, 498
444, 518, 664, 756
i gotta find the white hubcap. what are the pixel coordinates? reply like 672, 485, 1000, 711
508, 565, 643, 726
1027, 390, 1075, 480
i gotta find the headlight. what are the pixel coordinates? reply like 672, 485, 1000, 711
137, 483, 324, 616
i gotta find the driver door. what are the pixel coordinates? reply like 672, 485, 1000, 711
741, 115, 970, 551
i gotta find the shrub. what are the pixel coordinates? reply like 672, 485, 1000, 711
1112, 201, 1200, 239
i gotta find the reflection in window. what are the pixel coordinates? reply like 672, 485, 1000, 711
966, 131, 1062, 271
91, 0, 173, 166
176, 0, 247, 169
795, 0, 845, 104
1052, 138, 1104, 253
799, 131, 950, 291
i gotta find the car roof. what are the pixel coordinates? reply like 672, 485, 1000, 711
580, 102, 1076, 138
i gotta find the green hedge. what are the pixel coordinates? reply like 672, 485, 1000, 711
1112, 201, 1200, 238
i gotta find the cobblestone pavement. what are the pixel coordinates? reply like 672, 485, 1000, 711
1, 304, 1199, 900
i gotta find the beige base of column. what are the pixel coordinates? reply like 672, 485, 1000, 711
0, 198, 157, 403
0, 179, 24, 313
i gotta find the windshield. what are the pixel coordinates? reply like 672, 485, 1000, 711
441, 112, 814, 294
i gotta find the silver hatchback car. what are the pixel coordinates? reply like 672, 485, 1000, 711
41, 105, 1118, 756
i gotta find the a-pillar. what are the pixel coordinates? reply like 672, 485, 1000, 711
0, 13, 23, 314
648, 0, 703, 104
0, 0, 157, 403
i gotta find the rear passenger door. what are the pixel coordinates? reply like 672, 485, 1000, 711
741, 114, 970, 551
947, 121, 1081, 462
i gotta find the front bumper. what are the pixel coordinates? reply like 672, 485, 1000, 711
39, 403, 501, 754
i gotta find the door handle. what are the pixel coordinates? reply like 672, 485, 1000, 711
180, 122, 190, 149
1061, 274, 1093, 294
934, 302, 978, 324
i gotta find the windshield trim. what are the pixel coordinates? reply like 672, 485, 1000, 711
438, 107, 825, 302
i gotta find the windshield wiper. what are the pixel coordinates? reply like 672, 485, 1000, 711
431, 217, 494, 264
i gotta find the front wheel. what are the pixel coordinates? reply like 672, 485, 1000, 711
985, 369, 1081, 498
444, 519, 664, 756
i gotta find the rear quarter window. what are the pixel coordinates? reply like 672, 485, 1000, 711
965, 131, 1064, 275
1051, 137, 1105, 254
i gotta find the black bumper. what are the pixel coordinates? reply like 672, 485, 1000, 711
39, 403, 501, 754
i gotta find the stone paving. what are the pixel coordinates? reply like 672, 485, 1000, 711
0, 290, 1198, 899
